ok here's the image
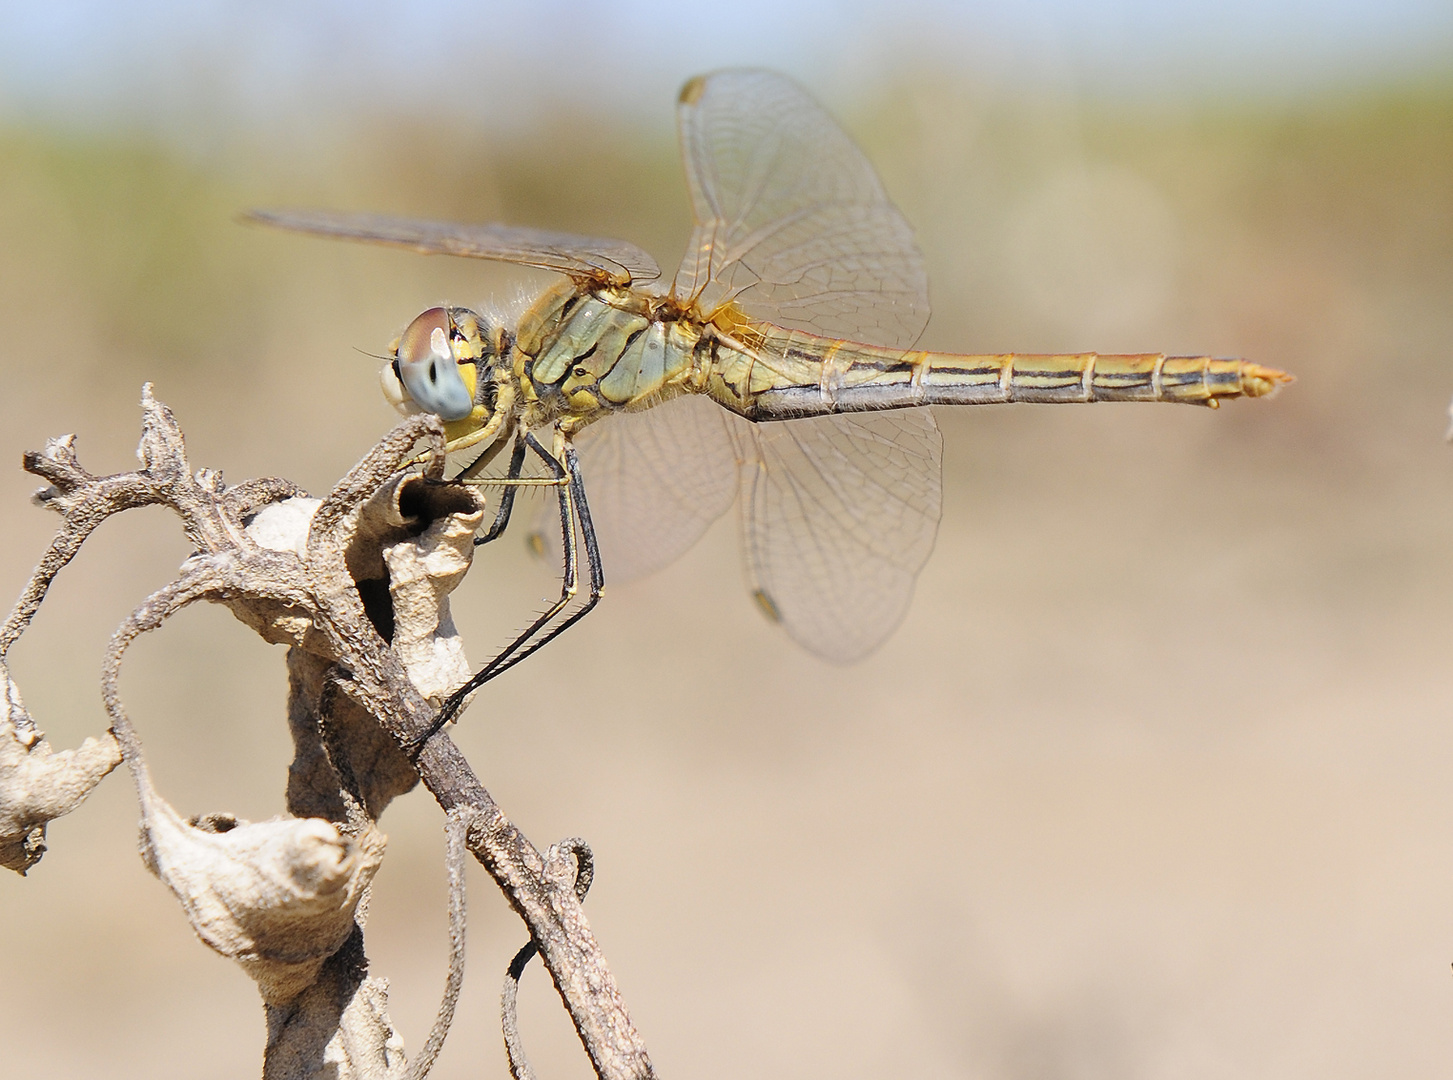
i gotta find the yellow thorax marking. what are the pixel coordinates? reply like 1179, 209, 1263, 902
708, 301, 765, 348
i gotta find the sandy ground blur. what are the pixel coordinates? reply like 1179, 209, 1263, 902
2, 79, 1452, 1078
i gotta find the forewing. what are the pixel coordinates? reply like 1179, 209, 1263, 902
541, 395, 739, 583
734, 410, 943, 663
675, 69, 929, 348
246, 209, 661, 286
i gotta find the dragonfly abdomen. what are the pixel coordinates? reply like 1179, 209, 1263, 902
742, 344, 1290, 419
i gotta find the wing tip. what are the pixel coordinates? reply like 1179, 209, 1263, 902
678, 75, 708, 106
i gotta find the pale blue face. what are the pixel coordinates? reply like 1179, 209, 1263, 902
391, 307, 476, 421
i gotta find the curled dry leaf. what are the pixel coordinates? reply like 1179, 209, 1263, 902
237, 480, 481, 706
381, 500, 479, 704
0, 664, 122, 874
234, 497, 337, 655
136, 777, 387, 1004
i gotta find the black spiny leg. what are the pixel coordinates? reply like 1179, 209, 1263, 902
413, 435, 604, 751
471, 434, 527, 546
467, 443, 603, 681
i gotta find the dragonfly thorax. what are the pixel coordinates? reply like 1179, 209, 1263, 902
512, 281, 706, 432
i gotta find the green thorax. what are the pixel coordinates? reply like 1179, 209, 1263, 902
511, 280, 704, 426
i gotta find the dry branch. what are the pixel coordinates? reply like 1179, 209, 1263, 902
0, 387, 656, 1079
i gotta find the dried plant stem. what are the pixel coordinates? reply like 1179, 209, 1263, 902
4, 387, 656, 1080
409, 808, 470, 1080
503, 838, 595, 1080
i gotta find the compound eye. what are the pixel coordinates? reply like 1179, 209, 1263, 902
394, 307, 474, 420
379, 357, 420, 414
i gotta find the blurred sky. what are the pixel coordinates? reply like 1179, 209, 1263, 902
2, 0, 1451, 138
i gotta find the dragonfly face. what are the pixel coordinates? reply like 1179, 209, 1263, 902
389, 307, 474, 420
383, 305, 506, 436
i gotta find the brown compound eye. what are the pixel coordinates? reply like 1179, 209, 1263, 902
393, 307, 474, 420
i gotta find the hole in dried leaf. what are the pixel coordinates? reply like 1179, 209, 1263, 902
397, 476, 477, 528
355, 577, 395, 642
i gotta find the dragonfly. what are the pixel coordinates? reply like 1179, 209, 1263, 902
250, 69, 1289, 739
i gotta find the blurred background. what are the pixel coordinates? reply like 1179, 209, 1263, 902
2, 1, 1452, 1077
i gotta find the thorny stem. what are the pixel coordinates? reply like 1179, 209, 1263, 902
7, 387, 655, 1080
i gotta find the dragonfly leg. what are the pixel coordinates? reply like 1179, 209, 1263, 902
455, 429, 513, 482
466, 441, 603, 681
467, 434, 528, 546
413, 433, 602, 750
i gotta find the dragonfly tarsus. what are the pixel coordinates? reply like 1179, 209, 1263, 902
412, 435, 603, 752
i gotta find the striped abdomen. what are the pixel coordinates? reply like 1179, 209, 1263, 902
708, 324, 1292, 420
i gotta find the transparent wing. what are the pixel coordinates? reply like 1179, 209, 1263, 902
673, 70, 944, 657
734, 410, 943, 663
674, 69, 929, 348
537, 395, 739, 583
246, 208, 661, 286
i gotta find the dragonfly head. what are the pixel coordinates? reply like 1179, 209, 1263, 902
382, 306, 501, 428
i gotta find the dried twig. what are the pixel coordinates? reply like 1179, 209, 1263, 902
503, 838, 596, 1080
0, 387, 656, 1079
409, 808, 472, 1080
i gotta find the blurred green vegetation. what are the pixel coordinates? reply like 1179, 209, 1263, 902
0, 127, 257, 365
